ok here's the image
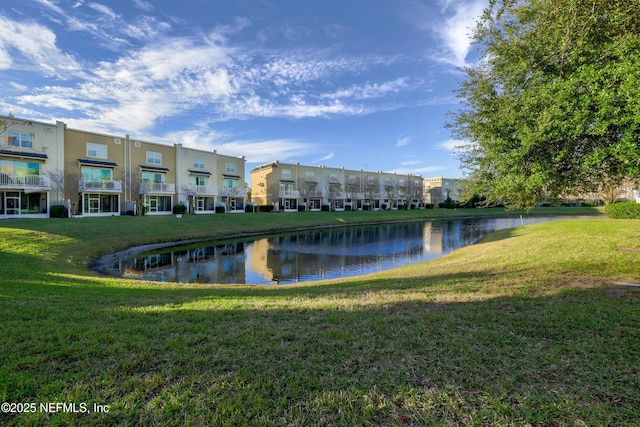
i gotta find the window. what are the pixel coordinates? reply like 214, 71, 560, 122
348, 175, 356, 184
282, 169, 291, 178
82, 167, 112, 182
306, 171, 314, 180
330, 173, 338, 182
142, 172, 165, 183
146, 151, 162, 165
7, 131, 33, 149
86, 142, 107, 159
193, 158, 205, 168
224, 179, 237, 189
226, 163, 236, 173
189, 176, 207, 186
1, 160, 40, 178
367, 176, 374, 185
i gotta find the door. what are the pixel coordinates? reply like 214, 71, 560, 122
6, 192, 20, 215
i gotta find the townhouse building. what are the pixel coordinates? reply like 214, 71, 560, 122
423, 177, 462, 206
175, 145, 247, 214
0, 117, 65, 218
0, 114, 246, 218
251, 161, 424, 211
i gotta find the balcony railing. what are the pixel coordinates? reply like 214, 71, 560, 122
279, 190, 300, 198
191, 185, 217, 195
221, 187, 247, 197
0, 174, 51, 190
140, 182, 175, 194
330, 192, 348, 199
304, 191, 323, 198
79, 179, 122, 192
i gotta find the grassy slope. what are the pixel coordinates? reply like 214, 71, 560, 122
1, 208, 639, 426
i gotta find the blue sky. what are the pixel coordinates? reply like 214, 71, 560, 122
0, 0, 485, 178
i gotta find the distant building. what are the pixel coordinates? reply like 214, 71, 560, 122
423, 177, 462, 206
251, 161, 424, 211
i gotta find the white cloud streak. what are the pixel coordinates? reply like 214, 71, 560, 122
0, 18, 82, 78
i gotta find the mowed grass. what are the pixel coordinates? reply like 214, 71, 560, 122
1, 208, 639, 426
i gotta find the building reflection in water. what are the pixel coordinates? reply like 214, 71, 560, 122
117, 216, 570, 285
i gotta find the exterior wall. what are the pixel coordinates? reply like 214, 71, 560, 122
175, 144, 219, 213
423, 177, 461, 206
216, 151, 246, 212
125, 138, 175, 215
64, 128, 125, 216
0, 116, 64, 218
251, 160, 424, 212
250, 162, 277, 207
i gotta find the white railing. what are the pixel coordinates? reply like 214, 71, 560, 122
305, 191, 323, 198
279, 190, 300, 197
330, 192, 348, 199
221, 187, 247, 197
79, 179, 122, 192
193, 185, 217, 195
0, 175, 51, 189
140, 182, 175, 194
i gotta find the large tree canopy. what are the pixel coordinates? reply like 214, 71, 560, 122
448, 0, 640, 208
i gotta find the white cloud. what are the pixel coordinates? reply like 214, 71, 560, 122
435, 0, 485, 67
88, 3, 119, 21
322, 77, 410, 101
133, 0, 154, 12
387, 165, 446, 175
396, 135, 411, 147
214, 139, 320, 164
312, 152, 335, 164
437, 139, 467, 151
0, 18, 82, 78
9, 82, 28, 91
19, 36, 235, 132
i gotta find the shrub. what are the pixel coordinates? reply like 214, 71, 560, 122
605, 201, 640, 219
50, 205, 68, 218
425, 204, 435, 209
173, 204, 187, 214
258, 204, 274, 213
215, 205, 226, 214
298, 205, 306, 212
245, 204, 254, 213
321, 204, 331, 211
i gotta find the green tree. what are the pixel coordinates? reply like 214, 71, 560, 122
448, 0, 640, 208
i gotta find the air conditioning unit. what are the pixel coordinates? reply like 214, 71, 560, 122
114, 138, 121, 144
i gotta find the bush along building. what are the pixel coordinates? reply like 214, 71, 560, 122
251, 161, 425, 212
0, 114, 246, 219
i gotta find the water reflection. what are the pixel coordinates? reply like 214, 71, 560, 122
117, 216, 582, 285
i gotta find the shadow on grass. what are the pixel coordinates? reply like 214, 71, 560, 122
1, 274, 639, 426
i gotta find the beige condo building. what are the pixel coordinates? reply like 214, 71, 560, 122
251, 161, 424, 212
0, 114, 246, 218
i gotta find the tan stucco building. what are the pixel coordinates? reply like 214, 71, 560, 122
251, 161, 424, 212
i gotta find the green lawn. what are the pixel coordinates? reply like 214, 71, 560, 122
1, 208, 639, 426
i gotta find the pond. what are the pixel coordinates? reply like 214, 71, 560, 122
116, 216, 591, 285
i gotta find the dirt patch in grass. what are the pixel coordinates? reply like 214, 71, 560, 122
617, 247, 640, 253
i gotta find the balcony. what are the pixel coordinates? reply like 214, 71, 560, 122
79, 179, 122, 192
305, 191, 323, 198
330, 192, 348, 199
0, 174, 51, 191
221, 187, 247, 197
191, 185, 217, 196
140, 182, 175, 194
279, 190, 300, 198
